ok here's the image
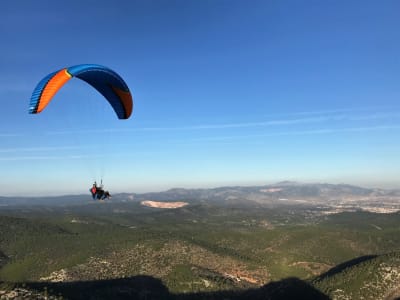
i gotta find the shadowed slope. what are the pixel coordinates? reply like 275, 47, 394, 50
3, 275, 329, 300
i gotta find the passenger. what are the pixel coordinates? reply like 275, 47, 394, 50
90, 183, 97, 200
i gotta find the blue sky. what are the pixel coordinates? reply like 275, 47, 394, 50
1, 0, 400, 195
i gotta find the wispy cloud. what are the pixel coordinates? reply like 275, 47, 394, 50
0, 156, 65, 161
270, 124, 400, 136
0, 145, 110, 160
265, 106, 398, 117
189, 125, 400, 142
3, 125, 399, 160
0, 153, 105, 161
45, 111, 400, 135
0, 83, 33, 93
0, 133, 23, 137
0, 145, 82, 153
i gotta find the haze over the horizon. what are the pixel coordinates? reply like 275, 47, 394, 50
1, 1, 400, 196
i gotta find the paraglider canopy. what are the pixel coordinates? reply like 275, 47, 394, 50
29, 64, 133, 119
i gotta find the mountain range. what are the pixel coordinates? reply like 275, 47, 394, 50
1, 182, 398, 207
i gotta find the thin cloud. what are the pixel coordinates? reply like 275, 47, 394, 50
189, 125, 400, 142
0, 153, 105, 161
0, 145, 82, 153
3, 125, 398, 160
0, 156, 65, 161
267, 106, 398, 117
0, 84, 33, 93
45, 111, 400, 135
0, 133, 22, 137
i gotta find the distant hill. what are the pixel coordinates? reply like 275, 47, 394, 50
134, 182, 392, 202
0, 182, 398, 207
130, 183, 400, 211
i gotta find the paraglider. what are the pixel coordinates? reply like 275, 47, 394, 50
29, 64, 134, 199
90, 181, 111, 201
29, 64, 133, 119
